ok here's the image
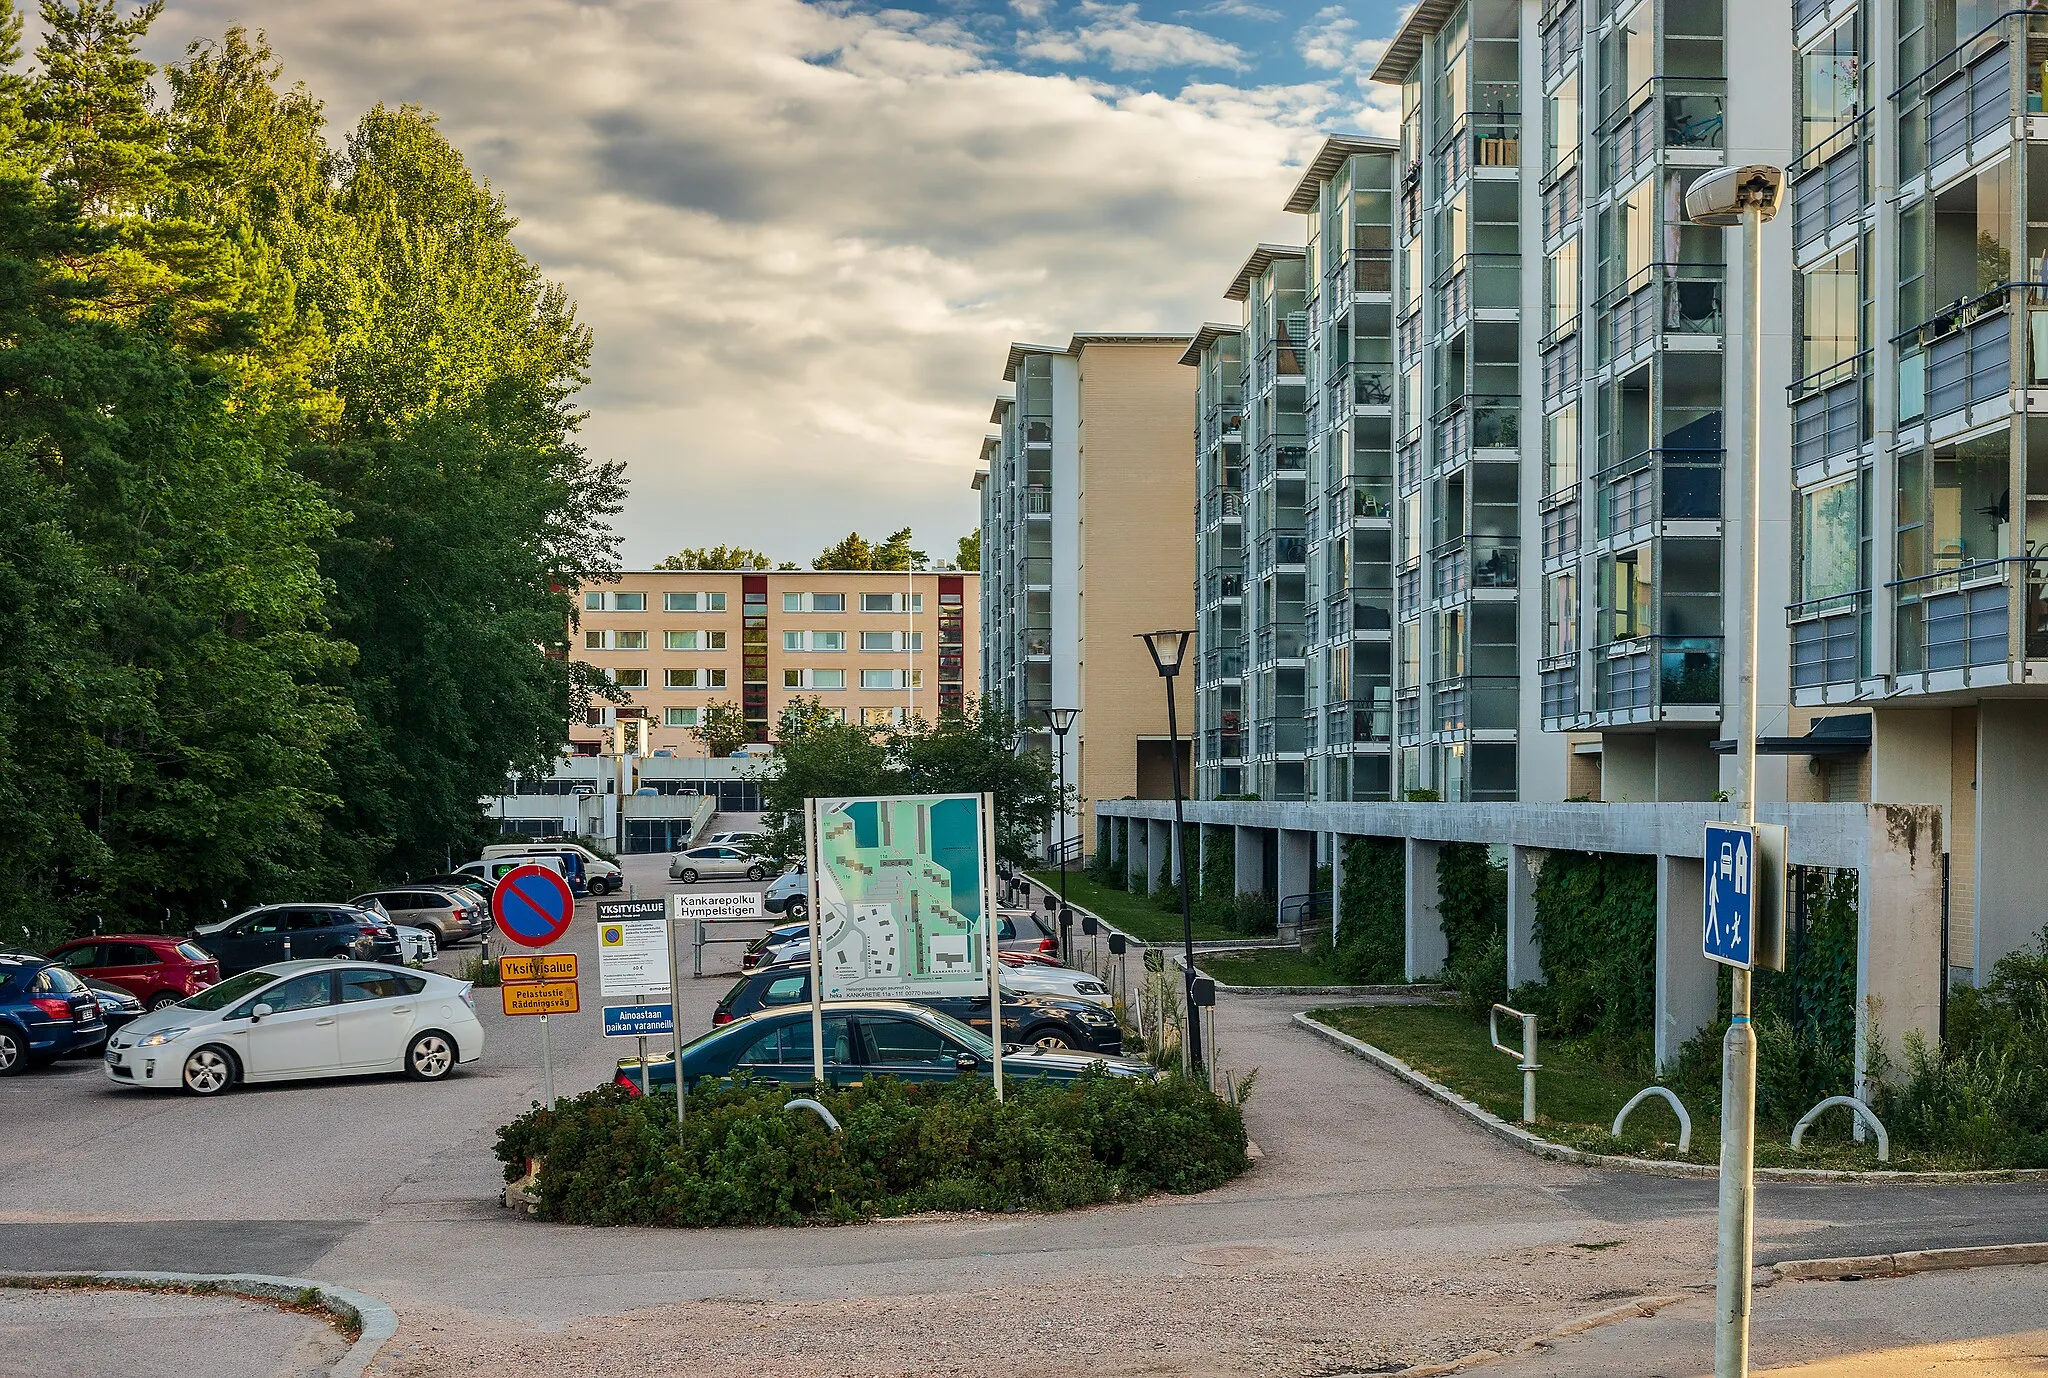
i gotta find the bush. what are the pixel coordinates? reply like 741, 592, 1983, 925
496, 1072, 1250, 1226
1439, 843, 1507, 1016
1323, 837, 1403, 983
1086, 825, 1127, 890
1522, 851, 1657, 1066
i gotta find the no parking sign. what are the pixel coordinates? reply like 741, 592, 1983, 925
491, 864, 575, 949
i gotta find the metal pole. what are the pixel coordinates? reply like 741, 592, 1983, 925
1522, 1012, 1539, 1125
1055, 734, 1070, 960
668, 898, 687, 1131
1715, 199, 1766, 1378
637, 1034, 649, 1096
1167, 673, 1203, 1074
540, 1013, 556, 1110
982, 791, 1005, 1102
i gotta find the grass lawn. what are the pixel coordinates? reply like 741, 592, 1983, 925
1028, 871, 1237, 944
1198, 947, 1355, 987
1310, 1003, 1935, 1172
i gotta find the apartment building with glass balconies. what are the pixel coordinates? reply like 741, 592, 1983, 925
1183, 324, 1248, 800
1289, 136, 1404, 801
974, 334, 1196, 840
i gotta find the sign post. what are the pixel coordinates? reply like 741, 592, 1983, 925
492, 864, 577, 1110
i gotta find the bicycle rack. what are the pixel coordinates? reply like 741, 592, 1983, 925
1791, 1095, 1889, 1162
784, 1098, 842, 1134
1489, 1004, 1541, 1124
1611, 1085, 1692, 1154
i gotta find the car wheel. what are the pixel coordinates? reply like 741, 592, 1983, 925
677, 868, 698, 884
405, 1030, 457, 1081
181, 1045, 237, 1096
0, 1027, 21, 1076
146, 993, 183, 1012
786, 898, 808, 921
746, 864, 767, 882
1028, 1027, 1074, 1051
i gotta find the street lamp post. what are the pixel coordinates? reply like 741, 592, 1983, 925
1685, 162, 1787, 1378
1044, 707, 1079, 960
1138, 630, 1200, 1075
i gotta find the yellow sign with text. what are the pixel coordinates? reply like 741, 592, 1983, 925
500, 979, 579, 1017
499, 953, 577, 984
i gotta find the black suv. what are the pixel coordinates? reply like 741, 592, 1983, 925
713, 961, 1123, 1054
188, 905, 403, 976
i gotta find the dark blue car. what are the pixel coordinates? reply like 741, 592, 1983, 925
0, 955, 108, 1074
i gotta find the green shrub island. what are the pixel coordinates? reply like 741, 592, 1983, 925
496, 1072, 1250, 1227
1322, 837, 1404, 983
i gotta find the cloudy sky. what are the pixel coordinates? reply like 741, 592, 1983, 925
147, 0, 1407, 568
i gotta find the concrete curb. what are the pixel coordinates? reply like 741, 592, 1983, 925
0, 1270, 398, 1378
1771, 1240, 2048, 1281
1293, 1012, 2048, 1184
1394, 1295, 1687, 1376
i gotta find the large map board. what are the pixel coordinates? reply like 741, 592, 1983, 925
810, 794, 990, 1000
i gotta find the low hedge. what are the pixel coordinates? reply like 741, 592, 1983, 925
496, 1072, 1249, 1227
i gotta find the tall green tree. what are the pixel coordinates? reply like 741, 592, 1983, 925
814, 526, 927, 571
692, 700, 751, 757
656, 545, 771, 571
955, 529, 981, 571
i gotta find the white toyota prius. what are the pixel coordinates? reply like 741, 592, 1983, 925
104, 960, 484, 1095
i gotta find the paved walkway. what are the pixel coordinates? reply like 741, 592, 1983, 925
0, 1286, 347, 1378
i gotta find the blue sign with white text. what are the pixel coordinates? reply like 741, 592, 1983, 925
602, 1003, 675, 1038
1703, 822, 1756, 968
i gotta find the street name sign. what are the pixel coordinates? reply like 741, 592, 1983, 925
501, 979, 579, 1016
672, 891, 764, 922
491, 864, 575, 948
601, 1003, 676, 1037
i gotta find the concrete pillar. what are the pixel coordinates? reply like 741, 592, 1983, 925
1506, 845, 1543, 990
1234, 825, 1268, 896
1972, 702, 2048, 976
1277, 829, 1314, 933
1405, 838, 1446, 981
1654, 853, 1715, 1072
1146, 818, 1170, 892
1858, 803, 1946, 1097
1125, 817, 1146, 891
1329, 833, 1349, 942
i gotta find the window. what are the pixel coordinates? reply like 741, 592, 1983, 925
1544, 572, 1578, 656
1603, 546, 1652, 641
614, 669, 648, 689
861, 706, 902, 726
864, 1016, 959, 1067
761, 975, 806, 1006
1547, 237, 1578, 332
664, 706, 699, 728
706, 593, 727, 611
255, 972, 334, 1014
861, 669, 892, 690
707, 668, 727, 688
1800, 17, 1859, 155
782, 631, 803, 651
860, 631, 923, 652
736, 1016, 852, 1066
341, 970, 426, 1002
861, 593, 893, 613
1799, 477, 1862, 603
584, 630, 606, 650
614, 593, 645, 612
665, 668, 696, 689
812, 631, 843, 652
782, 669, 802, 688
813, 669, 844, 690
811, 593, 843, 612
616, 630, 647, 650
782, 593, 803, 612
584, 591, 603, 611
706, 631, 726, 649
56, 943, 101, 968
1799, 245, 1859, 380
667, 631, 699, 651
1546, 403, 1579, 493
664, 592, 698, 612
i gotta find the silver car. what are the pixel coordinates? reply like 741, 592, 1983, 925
351, 887, 486, 945
669, 845, 770, 883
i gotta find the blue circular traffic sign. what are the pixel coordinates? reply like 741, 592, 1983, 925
492, 864, 575, 948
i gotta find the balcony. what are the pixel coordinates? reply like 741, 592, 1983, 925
1254, 624, 1307, 664
1203, 728, 1244, 764
1595, 635, 1722, 713
1888, 559, 2048, 672
1202, 488, 1245, 526
1254, 529, 1307, 574
1439, 253, 1521, 330
1431, 540, 1468, 600
1328, 589, 1395, 633
1202, 646, 1245, 682
1539, 654, 1579, 720
1431, 675, 1517, 733
1204, 569, 1244, 605
1541, 0, 1579, 84
1791, 113, 1868, 254
1596, 448, 1723, 537
1790, 353, 1870, 471
1541, 151, 1580, 243
1541, 331, 1579, 408
1435, 111, 1521, 190
1602, 77, 1726, 187
1338, 362, 1394, 411
1606, 263, 1726, 358
1896, 286, 2048, 428
1922, 28, 2013, 174
1023, 627, 1052, 659
1787, 591, 1866, 690
1327, 693, 1394, 745
1542, 492, 1580, 563
1021, 556, 1052, 589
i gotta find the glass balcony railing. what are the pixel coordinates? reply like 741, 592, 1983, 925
1787, 590, 1867, 689
1602, 77, 1725, 186
1023, 629, 1052, 658
1605, 263, 1726, 357
1434, 111, 1522, 190
1594, 636, 1722, 712
1595, 448, 1723, 536
1790, 113, 1868, 252
1255, 624, 1307, 664
1021, 484, 1052, 515
1789, 353, 1869, 471
1430, 675, 1517, 733
1202, 647, 1245, 682
1895, 285, 2048, 427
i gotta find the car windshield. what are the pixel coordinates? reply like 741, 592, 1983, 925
181, 969, 279, 1011
914, 1007, 994, 1058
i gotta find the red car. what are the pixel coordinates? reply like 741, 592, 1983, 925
45, 935, 220, 1012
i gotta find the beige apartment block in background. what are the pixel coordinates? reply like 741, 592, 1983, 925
572, 569, 978, 757
976, 333, 1196, 852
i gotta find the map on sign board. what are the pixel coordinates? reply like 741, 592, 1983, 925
812, 794, 988, 1000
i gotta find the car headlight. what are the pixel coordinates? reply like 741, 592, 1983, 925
137, 1028, 190, 1047
1075, 1009, 1117, 1026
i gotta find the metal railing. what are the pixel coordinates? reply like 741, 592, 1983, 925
1925, 36, 2009, 169
1542, 153, 1580, 242
1596, 635, 1723, 711
1787, 591, 1865, 688
1601, 77, 1726, 185
1595, 448, 1723, 536
1606, 263, 1726, 357
1254, 623, 1306, 664
1434, 111, 1521, 189
1539, 656, 1579, 720
1790, 353, 1869, 470
1790, 112, 1868, 251
1490, 1004, 1541, 1124
1890, 562, 2019, 670
1542, 494, 1580, 562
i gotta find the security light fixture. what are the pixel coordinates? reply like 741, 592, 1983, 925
1682, 164, 1786, 227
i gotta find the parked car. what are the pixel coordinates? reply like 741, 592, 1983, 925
455, 854, 572, 892
669, 845, 769, 883
705, 830, 764, 848
762, 865, 809, 920
45, 935, 220, 1011
0, 956, 107, 1074
82, 978, 145, 1035
189, 905, 403, 976
713, 961, 1123, 1053
1000, 963, 1112, 1007
103, 960, 484, 1095
420, 872, 496, 904
350, 887, 486, 946
741, 921, 809, 971
615, 1000, 1149, 1095
480, 840, 623, 894
395, 926, 439, 965
994, 910, 1061, 958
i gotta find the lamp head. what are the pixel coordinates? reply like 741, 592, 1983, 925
1138, 629, 1193, 677
1683, 164, 1787, 227
1043, 706, 1078, 735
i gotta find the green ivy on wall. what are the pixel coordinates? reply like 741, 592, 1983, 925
1325, 837, 1404, 983
1527, 851, 1658, 1062
1439, 843, 1508, 1015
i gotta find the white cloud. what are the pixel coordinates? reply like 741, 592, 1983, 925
146, 0, 1355, 563
1019, 2, 1247, 73
1297, 4, 1378, 72
1192, 1, 1284, 19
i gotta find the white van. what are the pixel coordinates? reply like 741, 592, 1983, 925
457, 854, 568, 886
480, 841, 623, 894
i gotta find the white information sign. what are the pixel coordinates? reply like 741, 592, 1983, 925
597, 917, 673, 1000
671, 891, 764, 923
